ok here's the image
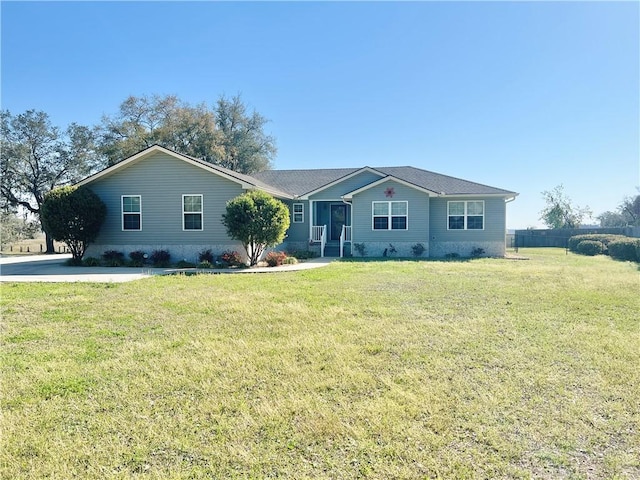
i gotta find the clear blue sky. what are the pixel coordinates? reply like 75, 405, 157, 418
2, 1, 638, 229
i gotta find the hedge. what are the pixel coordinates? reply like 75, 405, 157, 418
608, 238, 640, 262
568, 234, 628, 253
576, 240, 603, 256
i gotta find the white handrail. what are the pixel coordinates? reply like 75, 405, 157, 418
340, 225, 352, 258
311, 225, 326, 257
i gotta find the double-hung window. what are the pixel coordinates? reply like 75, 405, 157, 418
292, 203, 304, 223
183, 194, 203, 231
448, 200, 484, 230
372, 201, 408, 230
122, 195, 141, 231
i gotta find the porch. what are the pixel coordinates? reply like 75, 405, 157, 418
309, 201, 352, 258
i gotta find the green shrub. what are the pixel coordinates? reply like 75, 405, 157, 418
102, 250, 125, 267
576, 240, 603, 256
198, 249, 214, 263
411, 243, 426, 257
568, 234, 627, 253
353, 243, 367, 257
608, 239, 640, 262
128, 250, 146, 267
283, 256, 298, 265
150, 249, 171, 267
197, 260, 213, 269
40, 186, 107, 261
83, 257, 101, 267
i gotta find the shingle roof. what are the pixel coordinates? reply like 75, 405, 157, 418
79, 145, 516, 199
253, 168, 362, 197
374, 166, 516, 196
180, 153, 293, 198
253, 166, 516, 197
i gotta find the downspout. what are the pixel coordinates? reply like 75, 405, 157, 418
342, 197, 353, 257
342, 196, 352, 236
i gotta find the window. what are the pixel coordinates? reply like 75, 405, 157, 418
122, 195, 141, 231
183, 194, 203, 230
372, 201, 408, 230
293, 203, 304, 223
448, 200, 484, 230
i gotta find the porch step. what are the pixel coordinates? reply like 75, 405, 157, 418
323, 244, 352, 258
324, 245, 340, 257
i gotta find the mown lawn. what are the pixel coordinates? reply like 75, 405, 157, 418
1, 249, 638, 479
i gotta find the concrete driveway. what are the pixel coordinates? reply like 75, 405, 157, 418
0, 254, 332, 283
0, 254, 165, 283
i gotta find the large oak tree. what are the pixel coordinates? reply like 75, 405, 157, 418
98, 94, 276, 173
1, 110, 99, 252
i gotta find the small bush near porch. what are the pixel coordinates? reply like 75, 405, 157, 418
1, 249, 638, 479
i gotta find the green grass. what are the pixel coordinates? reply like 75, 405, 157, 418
1, 248, 638, 479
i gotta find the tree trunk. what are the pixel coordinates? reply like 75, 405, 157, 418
45, 231, 55, 254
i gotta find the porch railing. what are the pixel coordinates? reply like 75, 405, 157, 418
311, 225, 326, 258
340, 225, 352, 258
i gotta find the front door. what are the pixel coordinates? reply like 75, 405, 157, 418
330, 204, 347, 241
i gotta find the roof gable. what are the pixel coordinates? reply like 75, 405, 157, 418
342, 175, 439, 199
77, 145, 293, 198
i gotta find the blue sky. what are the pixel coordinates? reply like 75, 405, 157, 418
2, 1, 638, 229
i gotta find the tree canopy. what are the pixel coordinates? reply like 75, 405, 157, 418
40, 186, 107, 262
1, 110, 100, 252
539, 185, 592, 229
2, 95, 277, 250
222, 190, 290, 266
98, 94, 276, 173
597, 192, 640, 227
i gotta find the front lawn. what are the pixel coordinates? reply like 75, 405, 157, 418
1, 249, 638, 479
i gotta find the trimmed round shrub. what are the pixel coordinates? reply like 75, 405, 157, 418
608, 239, 640, 262
576, 240, 603, 256
568, 234, 627, 253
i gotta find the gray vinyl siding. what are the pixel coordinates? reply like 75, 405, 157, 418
89, 152, 245, 246
351, 180, 430, 244
429, 197, 506, 242
309, 171, 383, 200
284, 200, 309, 243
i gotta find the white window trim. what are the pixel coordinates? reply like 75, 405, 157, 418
121, 195, 142, 231
182, 194, 204, 231
372, 201, 408, 231
447, 200, 485, 231
293, 203, 304, 223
